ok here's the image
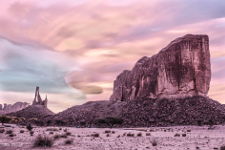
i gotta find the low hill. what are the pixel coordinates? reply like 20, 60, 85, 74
9, 105, 54, 119
51, 96, 225, 127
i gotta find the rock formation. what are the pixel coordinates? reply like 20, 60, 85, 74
110, 34, 211, 101
9, 87, 54, 119
32, 86, 48, 108
0, 102, 29, 114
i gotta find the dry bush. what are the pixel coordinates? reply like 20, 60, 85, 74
30, 131, 34, 136
151, 139, 157, 146
91, 133, 100, 137
33, 135, 54, 148
20, 130, 25, 133
6, 130, 13, 135
64, 139, 73, 145
46, 128, 58, 132
0, 129, 5, 133
127, 133, 134, 137
137, 133, 142, 137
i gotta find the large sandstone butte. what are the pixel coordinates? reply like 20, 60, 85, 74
110, 34, 211, 101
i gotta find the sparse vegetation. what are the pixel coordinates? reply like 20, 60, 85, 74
146, 133, 151, 136
151, 139, 157, 146
137, 132, 142, 137
26, 124, 33, 131
0, 129, 5, 133
66, 132, 71, 136
30, 131, 34, 136
33, 135, 54, 148
20, 130, 25, 133
6, 130, 13, 135
64, 139, 73, 145
126, 133, 134, 137
104, 130, 111, 134
0, 116, 11, 125
9, 133, 16, 137
46, 128, 58, 132
91, 133, 100, 137
54, 134, 61, 140
60, 134, 68, 138
55, 120, 65, 126
96, 117, 123, 126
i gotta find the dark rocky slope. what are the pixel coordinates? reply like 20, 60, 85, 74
9, 105, 54, 119
51, 96, 225, 127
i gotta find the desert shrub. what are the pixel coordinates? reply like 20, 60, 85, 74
49, 132, 54, 135
6, 130, 13, 135
55, 120, 65, 126
33, 135, 54, 148
20, 130, 25, 133
64, 139, 73, 145
63, 129, 67, 132
0, 129, 5, 133
174, 133, 180, 137
60, 134, 68, 138
197, 120, 202, 126
91, 133, 100, 137
9, 133, 15, 137
146, 133, 151, 136
46, 120, 52, 126
182, 133, 186, 137
46, 128, 58, 132
104, 130, 111, 134
137, 133, 142, 137
112, 131, 115, 134
96, 117, 123, 126
30, 131, 34, 136
151, 139, 157, 146
66, 132, 71, 136
54, 134, 61, 140
126, 133, 134, 137
0, 116, 11, 125
26, 124, 33, 131
220, 146, 225, 150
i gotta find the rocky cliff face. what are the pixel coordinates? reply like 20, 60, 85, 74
110, 34, 211, 101
0, 102, 29, 114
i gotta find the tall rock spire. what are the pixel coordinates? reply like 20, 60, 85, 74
32, 86, 48, 108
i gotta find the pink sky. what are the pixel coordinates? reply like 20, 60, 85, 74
0, 0, 225, 112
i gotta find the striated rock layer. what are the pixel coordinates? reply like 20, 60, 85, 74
110, 34, 211, 101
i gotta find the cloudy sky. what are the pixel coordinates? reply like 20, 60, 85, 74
0, 0, 225, 112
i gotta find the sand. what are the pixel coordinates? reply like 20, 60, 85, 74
0, 124, 225, 150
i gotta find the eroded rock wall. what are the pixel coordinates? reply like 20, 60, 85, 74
110, 34, 211, 101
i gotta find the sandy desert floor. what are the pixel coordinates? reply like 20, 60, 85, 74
0, 124, 225, 150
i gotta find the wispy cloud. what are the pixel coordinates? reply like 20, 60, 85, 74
0, 0, 225, 112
